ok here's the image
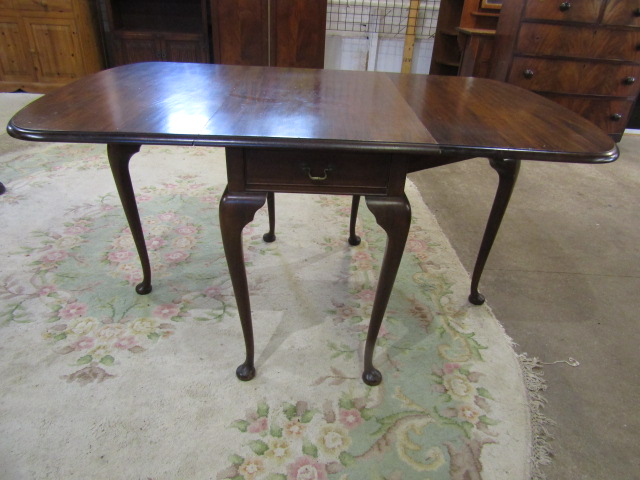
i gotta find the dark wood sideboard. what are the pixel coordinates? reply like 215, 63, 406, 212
490, 0, 640, 141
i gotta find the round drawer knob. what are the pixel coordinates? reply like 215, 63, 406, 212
610, 113, 623, 121
559, 2, 572, 12
523, 69, 535, 79
634, 7, 640, 16
623, 76, 636, 85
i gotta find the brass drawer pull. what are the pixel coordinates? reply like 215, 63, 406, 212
523, 69, 534, 79
304, 166, 331, 181
623, 76, 636, 85
559, 2, 572, 12
610, 113, 623, 121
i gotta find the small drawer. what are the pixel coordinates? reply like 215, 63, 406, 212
602, 0, 640, 27
244, 149, 392, 195
525, 0, 601, 23
517, 23, 640, 62
544, 94, 635, 136
15, 0, 72, 12
509, 57, 640, 96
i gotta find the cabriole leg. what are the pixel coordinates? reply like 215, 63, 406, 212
348, 195, 361, 246
362, 194, 411, 385
219, 187, 267, 381
469, 158, 521, 305
263, 191, 276, 243
107, 143, 152, 295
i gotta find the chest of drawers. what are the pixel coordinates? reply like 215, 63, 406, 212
491, 0, 640, 141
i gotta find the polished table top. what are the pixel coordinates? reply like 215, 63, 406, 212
8, 62, 618, 164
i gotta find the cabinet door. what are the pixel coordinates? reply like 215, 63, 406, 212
164, 35, 209, 63
211, 0, 269, 65
113, 32, 161, 65
0, 15, 35, 82
23, 16, 82, 83
271, 0, 327, 68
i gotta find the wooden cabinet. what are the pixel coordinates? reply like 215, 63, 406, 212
98, 0, 210, 66
490, 0, 640, 141
210, 0, 327, 68
0, 0, 103, 92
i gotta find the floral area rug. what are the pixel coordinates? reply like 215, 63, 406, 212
1, 94, 531, 480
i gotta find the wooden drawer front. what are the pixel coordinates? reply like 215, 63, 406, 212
518, 23, 640, 61
15, 0, 72, 13
525, 0, 602, 23
509, 57, 640, 96
244, 150, 391, 195
603, 0, 640, 26
545, 94, 635, 135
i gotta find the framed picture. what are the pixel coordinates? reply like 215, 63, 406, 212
480, 0, 502, 9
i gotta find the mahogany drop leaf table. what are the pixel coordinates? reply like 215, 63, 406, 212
7, 62, 618, 385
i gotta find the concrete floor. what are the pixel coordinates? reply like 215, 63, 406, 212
409, 134, 640, 479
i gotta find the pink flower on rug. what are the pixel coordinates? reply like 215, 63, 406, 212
146, 237, 165, 250
286, 456, 328, 480
406, 238, 428, 253
153, 304, 181, 319
356, 289, 376, 303
135, 194, 152, 202
444, 363, 461, 375
114, 336, 138, 350
248, 417, 268, 433
352, 251, 371, 261
64, 225, 90, 235
158, 212, 178, 222
339, 409, 363, 429
201, 195, 218, 204
204, 285, 225, 298
72, 336, 94, 350
59, 302, 87, 319
41, 250, 68, 263
108, 250, 134, 263
164, 251, 189, 263
176, 225, 198, 236
39, 285, 57, 296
